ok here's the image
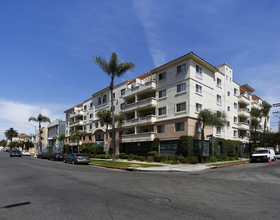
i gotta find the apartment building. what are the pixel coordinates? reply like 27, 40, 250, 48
64, 51, 270, 156
47, 119, 66, 152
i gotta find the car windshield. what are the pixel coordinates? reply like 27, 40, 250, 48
254, 150, 269, 154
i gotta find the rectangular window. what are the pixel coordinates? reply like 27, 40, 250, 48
177, 83, 186, 93
119, 131, 123, 137
159, 89, 166, 98
216, 127, 221, 134
175, 122, 184, 131
84, 126, 86, 130
159, 72, 166, 80
196, 103, 202, 112
84, 105, 87, 110
121, 103, 126, 109
234, 117, 237, 123
158, 107, 166, 116
234, 88, 237, 95
89, 125, 92, 129
234, 103, 237, 109
234, 130, 237, 137
112, 93, 115, 99
157, 125, 165, 133
90, 113, 93, 118
196, 84, 202, 94
83, 136, 85, 141
196, 65, 202, 74
90, 102, 93, 108
228, 91, 230, 96
227, 106, 230, 111
109, 133, 112, 138
84, 116, 87, 120
195, 122, 201, 132
217, 78, 222, 86
121, 89, 125, 96
177, 64, 186, 73
176, 102, 186, 112
89, 135, 92, 141
226, 75, 228, 80
95, 123, 98, 128
217, 95, 221, 103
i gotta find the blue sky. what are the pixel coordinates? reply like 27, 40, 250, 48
1, 0, 280, 140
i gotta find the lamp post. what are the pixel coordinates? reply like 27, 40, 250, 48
24, 123, 37, 157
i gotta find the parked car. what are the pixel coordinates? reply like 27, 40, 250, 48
250, 148, 276, 162
5, 149, 11, 153
10, 150, 22, 157
275, 152, 280, 159
48, 153, 64, 161
37, 151, 50, 159
22, 150, 31, 156
63, 153, 90, 165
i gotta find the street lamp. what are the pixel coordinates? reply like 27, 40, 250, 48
24, 123, 37, 157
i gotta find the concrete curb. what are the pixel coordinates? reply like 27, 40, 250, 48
91, 164, 138, 172
209, 162, 246, 169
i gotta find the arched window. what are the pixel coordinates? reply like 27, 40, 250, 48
98, 97, 101, 105
103, 94, 107, 103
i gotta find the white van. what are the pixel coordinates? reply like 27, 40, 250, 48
251, 148, 275, 162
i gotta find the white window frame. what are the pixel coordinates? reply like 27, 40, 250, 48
196, 65, 202, 74
176, 102, 186, 112
177, 83, 186, 93
195, 122, 201, 132
177, 64, 186, 74
217, 95, 222, 103
196, 84, 202, 94
175, 122, 184, 131
159, 72, 166, 80
217, 78, 222, 86
159, 89, 166, 98
196, 103, 202, 112
157, 125, 165, 133
216, 127, 221, 135
158, 107, 166, 116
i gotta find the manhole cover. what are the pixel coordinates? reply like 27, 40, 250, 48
146, 198, 171, 204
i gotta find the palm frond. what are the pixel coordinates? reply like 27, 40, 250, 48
28, 117, 37, 122
92, 56, 110, 75
116, 62, 135, 77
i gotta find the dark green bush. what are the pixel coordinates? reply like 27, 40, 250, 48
217, 155, 229, 161
234, 156, 239, 160
95, 154, 112, 159
160, 154, 169, 162
181, 157, 189, 164
154, 153, 161, 162
119, 153, 128, 159
228, 157, 235, 161
138, 156, 146, 161
146, 156, 154, 163
205, 156, 217, 163
147, 151, 158, 156
190, 156, 198, 164
242, 154, 249, 158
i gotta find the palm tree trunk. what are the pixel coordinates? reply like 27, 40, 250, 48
105, 129, 108, 162
110, 76, 116, 162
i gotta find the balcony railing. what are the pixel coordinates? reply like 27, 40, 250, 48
69, 121, 84, 127
238, 95, 250, 105
238, 122, 250, 131
122, 97, 157, 113
122, 115, 157, 127
121, 132, 155, 143
238, 109, 250, 118
123, 81, 156, 99
69, 111, 84, 118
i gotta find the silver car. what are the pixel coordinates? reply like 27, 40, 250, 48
63, 153, 90, 165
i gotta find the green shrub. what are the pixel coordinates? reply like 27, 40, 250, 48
167, 160, 180, 164
234, 156, 239, 160
151, 138, 160, 152
217, 155, 229, 161
146, 156, 154, 163
95, 154, 112, 159
242, 154, 249, 158
138, 156, 146, 161
205, 156, 217, 163
181, 157, 189, 164
147, 151, 158, 156
119, 153, 128, 159
160, 154, 169, 162
228, 157, 235, 161
115, 155, 119, 159
154, 153, 161, 162
190, 156, 198, 164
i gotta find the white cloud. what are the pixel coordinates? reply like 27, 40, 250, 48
0, 99, 67, 140
133, 0, 166, 67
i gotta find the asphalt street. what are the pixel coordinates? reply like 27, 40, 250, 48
1, 151, 280, 220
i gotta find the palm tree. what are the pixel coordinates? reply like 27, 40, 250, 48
261, 103, 271, 131
70, 130, 87, 153
250, 108, 262, 148
28, 114, 51, 152
197, 109, 228, 163
93, 52, 135, 162
58, 134, 66, 153
4, 128, 18, 145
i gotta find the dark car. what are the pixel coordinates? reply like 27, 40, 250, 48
37, 151, 50, 159
5, 149, 11, 153
63, 153, 90, 165
10, 150, 22, 157
48, 153, 64, 161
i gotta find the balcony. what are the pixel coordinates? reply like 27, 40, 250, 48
238, 109, 250, 118
69, 111, 84, 118
121, 132, 155, 143
122, 97, 157, 113
251, 102, 261, 109
69, 121, 84, 127
122, 115, 157, 128
238, 95, 250, 105
123, 81, 156, 99
69, 139, 82, 146
238, 122, 250, 131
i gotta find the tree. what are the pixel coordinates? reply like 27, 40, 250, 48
93, 52, 135, 162
58, 134, 66, 153
250, 108, 262, 148
0, 139, 7, 147
70, 130, 87, 153
261, 103, 271, 131
28, 114, 51, 152
197, 109, 228, 163
4, 128, 18, 144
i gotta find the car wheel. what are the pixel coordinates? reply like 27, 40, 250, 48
72, 160, 75, 165
63, 159, 67, 163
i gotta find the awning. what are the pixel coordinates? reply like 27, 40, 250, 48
93, 141, 104, 148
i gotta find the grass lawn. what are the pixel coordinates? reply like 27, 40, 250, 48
89, 160, 164, 168
211, 160, 249, 167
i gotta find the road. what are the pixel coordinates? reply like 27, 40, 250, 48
1, 151, 280, 220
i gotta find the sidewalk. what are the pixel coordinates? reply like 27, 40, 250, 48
91, 158, 249, 172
